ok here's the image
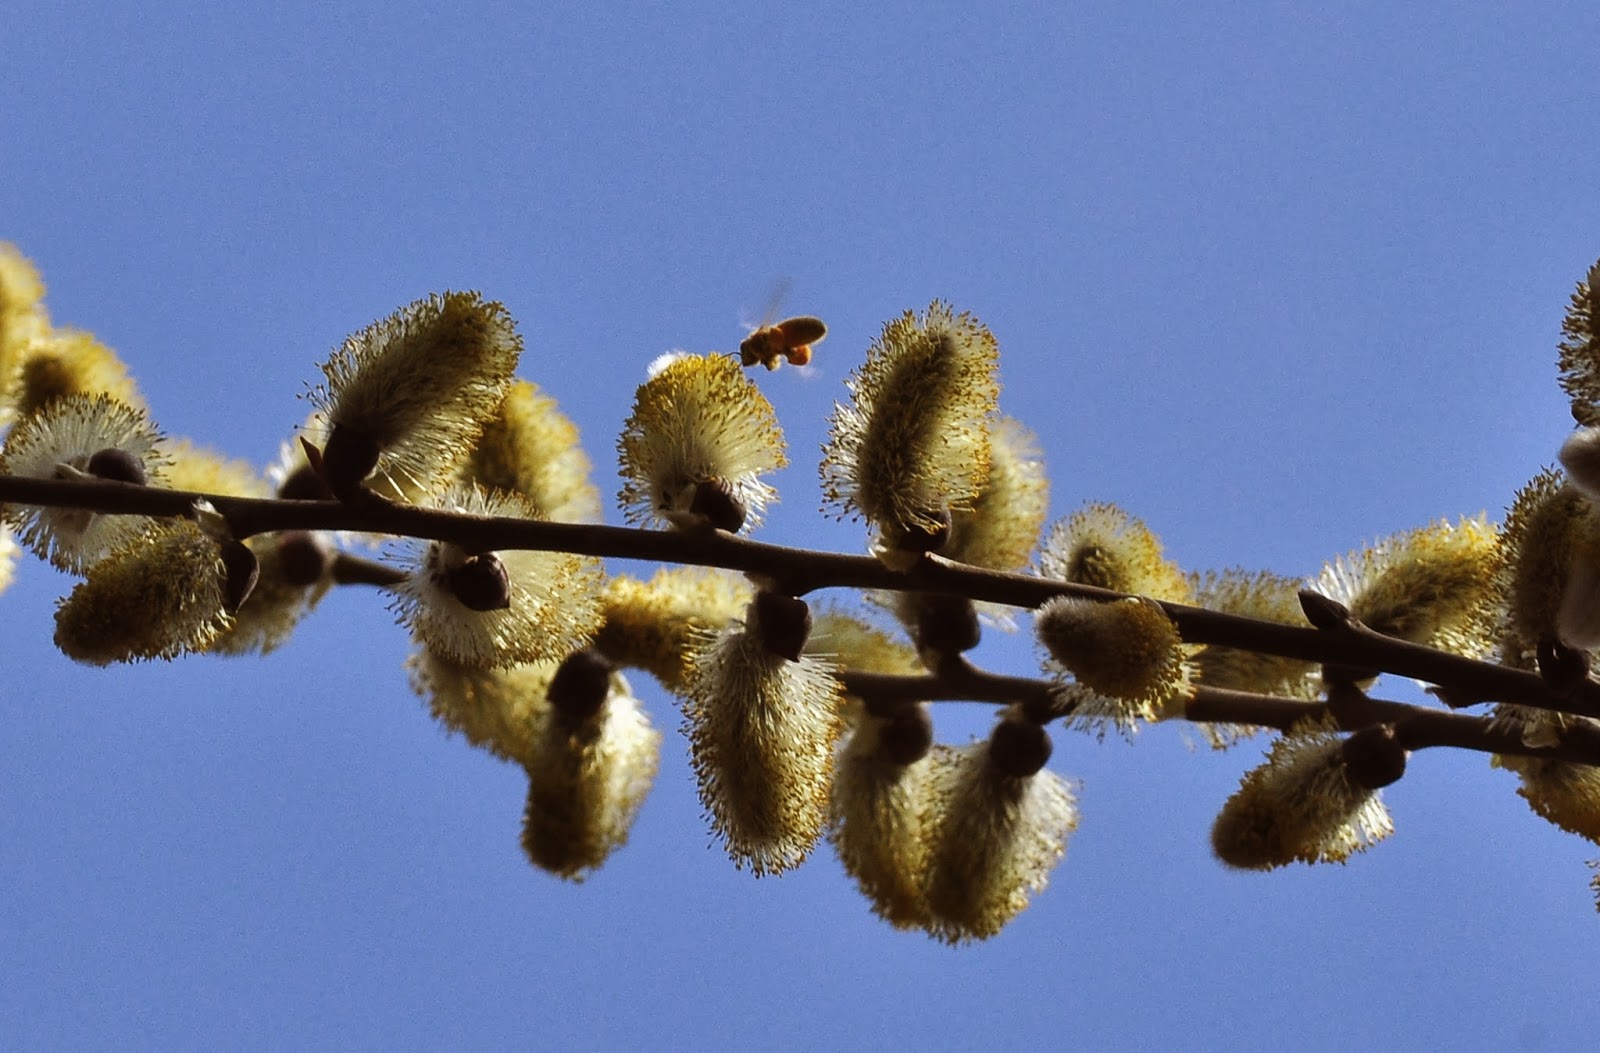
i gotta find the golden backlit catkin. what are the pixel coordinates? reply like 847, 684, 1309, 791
1492, 708, 1600, 845
408, 649, 559, 764
1557, 260, 1600, 427
160, 439, 271, 499
1496, 468, 1587, 659
14, 328, 145, 419
1189, 568, 1319, 699
681, 607, 845, 874
829, 711, 938, 928
1036, 502, 1193, 603
1312, 515, 1501, 659
920, 742, 1078, 944
821, 301, 999, 563
0, 393, 167, 572
946, 416, 1049, 573
0, 243, 50, 419
391, 486, 603, 669
467, 379, 601, 522
313, 291, 521, 501
521, 674, 661, 881
1211, 729, 1395, 870
0, 523, 17, 597
54, 517, 235, 664
616, 352, 788, 532
1037, 596, 1193, 731
592, 567, 753, 690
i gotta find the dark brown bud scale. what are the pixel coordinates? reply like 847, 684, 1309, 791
446, 552, 512, 611
988, 717, 1053, 779
86, 447, 147, 486
220, 539, 261, 613
277, 463, 335, 502
915, 593, 982, 656
754, 591, 811, 662
1341, 725, 1408, 789
1538, 637, 1591, 697
688, 478, 747, 533
320, 425, 382, 500
547, 648, 614, 724
877, 705, 934, 766
275, 531, 333, 586
1298, 589, 1353, 631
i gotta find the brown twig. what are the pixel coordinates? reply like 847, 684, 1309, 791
6, 472, 1599, 722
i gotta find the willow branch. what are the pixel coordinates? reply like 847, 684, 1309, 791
840, 664, 1600, 767
6, 473, 1598, 722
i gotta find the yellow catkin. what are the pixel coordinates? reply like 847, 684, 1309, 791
467, 379, 600, 522
829, 714, 938, 928
616, 352, 787, 530
0, 393, 167, 572
521, 678, 661, 881
54, 519, 233, 664
821, 301, 999, 557
1313, 515, 1501, 658
1036, 501, 1193, 603
394, 485, 603, 669
315, 291, 521, 501
1211, 730, 1395, 870
592, 568, 752, 690
15, 328, 145, 418
1188, 568, 1319, 699
0, 243, 50, 417
920, 742, 1078, 944
681, 618, 844, 875
1557, 260, 1600, 426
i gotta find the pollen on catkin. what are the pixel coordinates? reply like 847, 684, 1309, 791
0, 523, 17, 598
0, 243, 50, 419
829, 708, 938, 928
521, 672, 661, 881
1211, 728, 1395, 870
1497, 469, 1581, 657
680, 608, 845, 875
1312, 514, 1501, 659
312, 291, 521, 501
1558, 260, 1600, 427
1036, 502, 1193, 603
54, 517, 235, 664
467, 379, 601, 522
946, 416, 1049, 572
1037, 595, 1193, 732
0, 393, 167, 572
616, 352, 787, 532
14, 328, 146, 419
1189, 568, 1320, 699
391, 485, 603, 669
820, 301, 999, 562
919, 740, 1078, 944
1493, 708, 1600, 845
592, 567, 753, 690
407, 648, 559, 764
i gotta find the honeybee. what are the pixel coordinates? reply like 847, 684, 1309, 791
739, 315, 827, 370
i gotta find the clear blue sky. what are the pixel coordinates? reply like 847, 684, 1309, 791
4, 3, 1598, 1049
